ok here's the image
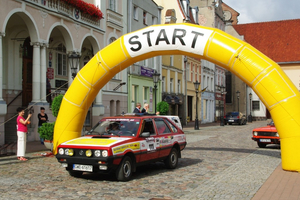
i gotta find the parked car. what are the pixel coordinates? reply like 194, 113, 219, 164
224, 112, 247, 125
55, 114, 187, 181
252, 120, 279, 148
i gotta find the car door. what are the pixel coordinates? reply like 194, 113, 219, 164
154, 118, 173, 158
138, 119, 160, 162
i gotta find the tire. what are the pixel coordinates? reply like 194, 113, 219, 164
257, 142, 267, 148
116, 156, 133, 181
164, 148, 179, 169
68, 170, 83, 177
229, 123, 232, 125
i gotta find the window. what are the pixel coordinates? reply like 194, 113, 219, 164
142, 120, 155, 135
170, 55, 174, 66
166, 120, 177, 132
56, 43, 67, 76
110, 100, 115, 116
170, 78, 173, 93
143, 11, 147, 25
133, 6, 138, 20
178, 80, 181, 94
143, 87, 148, 103
162, 76, 165, 92
154, 119, 171, 134
109, 0, 116, 11
252, 101, 260, 110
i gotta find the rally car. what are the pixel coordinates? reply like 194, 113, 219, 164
55, 114, 187, 181
252, 120, 279, 148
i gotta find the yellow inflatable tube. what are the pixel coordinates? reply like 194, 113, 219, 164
53, 23, 300, 171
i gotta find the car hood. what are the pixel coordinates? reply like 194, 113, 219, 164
253, 126, 277, 132
60, 136, 132, 148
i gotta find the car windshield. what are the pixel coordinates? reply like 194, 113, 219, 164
86, 118, 140, 137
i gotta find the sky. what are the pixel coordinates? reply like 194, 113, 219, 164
224, 0, 300, 24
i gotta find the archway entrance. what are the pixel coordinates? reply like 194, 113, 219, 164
53, 23, 300, 172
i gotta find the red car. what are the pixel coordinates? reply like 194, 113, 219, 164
55, 114, 187, 181
252, 120, 280, 148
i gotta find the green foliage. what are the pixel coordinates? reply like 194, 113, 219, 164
38, 95, 63, 141
51, 94, 63, 117
157, 101, 169, 115
38, 122, 55, 140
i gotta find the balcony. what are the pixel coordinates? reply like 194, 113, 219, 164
25, 0, 101, 28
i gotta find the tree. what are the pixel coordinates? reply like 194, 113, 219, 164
157, 101, 169, 115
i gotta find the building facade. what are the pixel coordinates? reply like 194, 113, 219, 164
126, 0, 162, 114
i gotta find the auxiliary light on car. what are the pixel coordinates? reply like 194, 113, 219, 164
275, 132, 279, 137
68, 149, 74, 156
253, 131, 258, 136
86, 149, 92, 157
94, 150, 101, 157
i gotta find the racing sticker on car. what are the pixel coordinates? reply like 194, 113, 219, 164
112, 142, 140, 154
63, 137, 129, 147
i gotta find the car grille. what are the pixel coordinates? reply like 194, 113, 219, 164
257, 132, 277, 137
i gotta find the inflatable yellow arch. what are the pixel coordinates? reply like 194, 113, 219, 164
53, 23, 300, 172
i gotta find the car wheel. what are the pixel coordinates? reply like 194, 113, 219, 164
116, 156, 133, 181
229, 123, 232, 125
68, 170, 83, 177
164, 148, 178, 169
257, 142, 267, 148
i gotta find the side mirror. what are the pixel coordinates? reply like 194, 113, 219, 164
140, 132, 150, 137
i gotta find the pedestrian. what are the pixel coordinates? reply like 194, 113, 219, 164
38, 107, 48, 144
133, 102, 141, 113
16, 107, 32, 161
141, 103, 149, 113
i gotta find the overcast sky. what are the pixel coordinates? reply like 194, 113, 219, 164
224, 0, 300, 24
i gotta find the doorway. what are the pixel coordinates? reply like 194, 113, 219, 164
22, 37, 33, 106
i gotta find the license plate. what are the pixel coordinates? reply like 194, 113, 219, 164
73, 164, 93, 172
229, 120, 234, 122
260, 139, 271, 142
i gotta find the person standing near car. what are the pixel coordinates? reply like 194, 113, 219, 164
38, 107, 48, 144
16, 107, 32, 161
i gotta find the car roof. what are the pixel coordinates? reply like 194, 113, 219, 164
102, 113, 168, 119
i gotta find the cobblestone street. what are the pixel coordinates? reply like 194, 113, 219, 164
0, 121, 281, 200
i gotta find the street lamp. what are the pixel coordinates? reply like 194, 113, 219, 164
248, 92, 253, 122
220, 86, 226, 126
69, 51, 80, 79
153, 71, 160, 114
193, 80, 200, 130
236, 90, 240, 113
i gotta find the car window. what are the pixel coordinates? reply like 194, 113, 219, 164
154, 118, 171, 134
166, 120, 177, 132
87, 118, 140, 136
141, 119, 156, 136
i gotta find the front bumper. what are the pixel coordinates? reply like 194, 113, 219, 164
56, 155, 118, 174
252, 137, 280, 144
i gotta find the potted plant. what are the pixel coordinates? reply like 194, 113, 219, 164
38, 94, 63, 150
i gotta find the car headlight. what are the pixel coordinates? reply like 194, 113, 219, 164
102, 150, 108, 157
94, 150, 101, 157
253, 131, 258, 136
64, 148, 69, 155
58, 148, 64, 155
86, 149, 92, 157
